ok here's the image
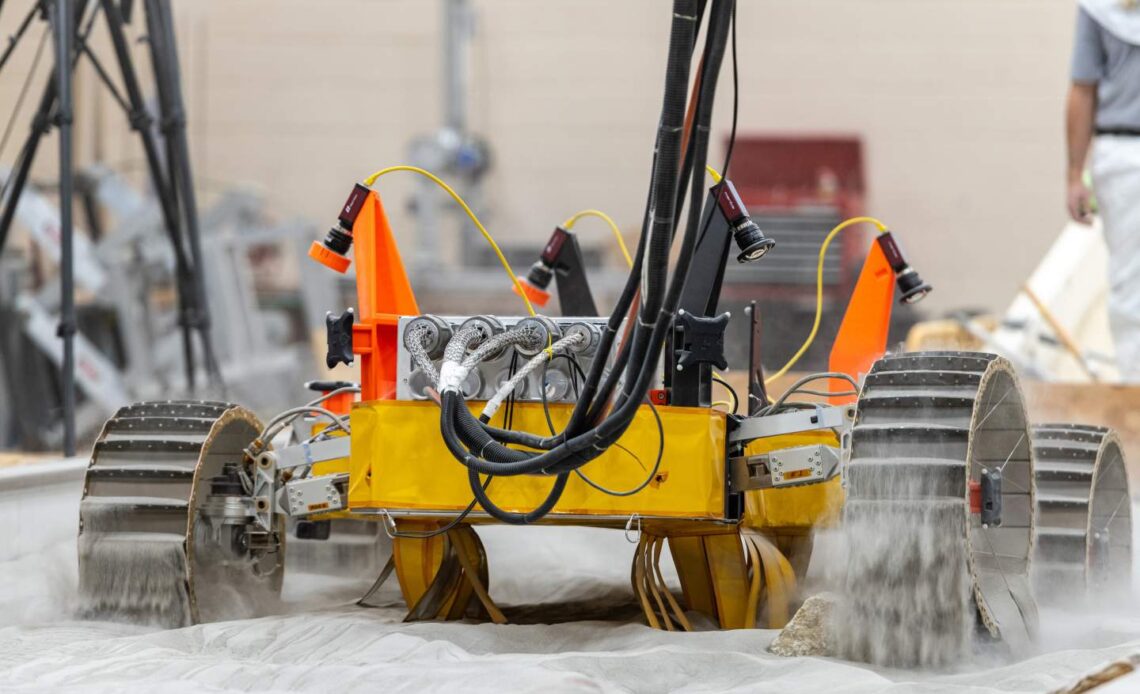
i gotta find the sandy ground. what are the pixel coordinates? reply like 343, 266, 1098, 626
2, 462, 1140, 693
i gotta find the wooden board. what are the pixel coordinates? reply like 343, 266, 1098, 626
0, 452, 60, 469
1023, 382, 1140, 487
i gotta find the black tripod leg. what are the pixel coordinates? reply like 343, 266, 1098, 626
146, 9, 197, 391
101, 0, 198, 390
53, 0, 77, 456
0, 2, 41, 74
144, 0, 222, 389
0, 77, 56, 257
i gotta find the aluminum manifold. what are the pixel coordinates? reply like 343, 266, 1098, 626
396, 314, 615, 402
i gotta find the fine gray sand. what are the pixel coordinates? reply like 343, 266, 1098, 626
2, 460, 1139, 693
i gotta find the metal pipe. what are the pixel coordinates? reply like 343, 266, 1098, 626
53, 0, 76, 456
443, 0, 471, 135
101, 0, 198, 383
145, 0, 223, 388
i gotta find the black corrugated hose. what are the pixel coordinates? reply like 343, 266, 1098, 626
440, 0, 735, 524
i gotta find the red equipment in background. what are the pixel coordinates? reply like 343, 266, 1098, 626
723, 135, 866, 303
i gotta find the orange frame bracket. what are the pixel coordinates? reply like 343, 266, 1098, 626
310, 188, 419, 402
828, 243, 894, 405
351, 191, 419, 401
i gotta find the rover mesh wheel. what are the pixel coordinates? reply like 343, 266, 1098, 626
78, 401, 284, 626
1032, 424, 1132, 603
840, 352, 1037, 667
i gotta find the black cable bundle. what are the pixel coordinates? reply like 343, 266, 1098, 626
439, 0, 736, 524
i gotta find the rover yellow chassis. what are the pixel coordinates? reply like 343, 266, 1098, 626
348, 400, 728, 521
332, 399, 842, 630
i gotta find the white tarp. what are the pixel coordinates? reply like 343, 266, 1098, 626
986, 222, 1118, 381
1, 460, 1139, 693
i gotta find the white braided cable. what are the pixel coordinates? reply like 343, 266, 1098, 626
460, 327, 540, 369
480, 332, 585, 420
439, 326, 541, 394
439, 326, 484, 393
406, 323, 439, 383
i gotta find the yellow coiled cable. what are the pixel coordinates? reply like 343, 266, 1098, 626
764, 216, 889, 385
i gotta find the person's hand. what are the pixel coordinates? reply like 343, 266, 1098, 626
1067, 176, 1095, 224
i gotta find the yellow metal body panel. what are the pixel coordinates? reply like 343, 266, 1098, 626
349, 400, 727, 521
742, 430, 844, 530
392, 522, 446, 606
703, 532, 750, 628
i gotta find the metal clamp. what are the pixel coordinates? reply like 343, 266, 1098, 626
279, 473, 348, 517
252, 451, 278, 531
728, 444, 841, 492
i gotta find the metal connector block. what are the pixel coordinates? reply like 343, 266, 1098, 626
729, 444, 841, 492
281, 473, 348, 517
251, 439, 349, 527
396, 314, 617, 402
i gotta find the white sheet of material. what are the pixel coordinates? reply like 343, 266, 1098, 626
1093, 135, 1140, 381
986, 223, 1116, 381
0, 458, 86, 562
3, 460, 1140, 692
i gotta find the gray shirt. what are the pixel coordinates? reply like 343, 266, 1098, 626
1072, 7, 1140, 131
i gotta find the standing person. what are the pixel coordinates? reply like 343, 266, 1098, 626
1067, 0, 1140, 380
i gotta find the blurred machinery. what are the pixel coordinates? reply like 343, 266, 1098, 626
728, 136, 867, 293
402, 0, 631, 312
406, 0, 492, 275
0, 0, 221, 455
0, 166, 328, 449
70, 0, 1131, 670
